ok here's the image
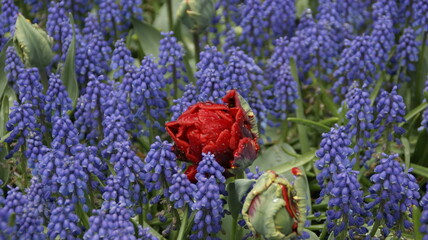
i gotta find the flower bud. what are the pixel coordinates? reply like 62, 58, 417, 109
177, 0, 215, 34
242, 170, 306, 240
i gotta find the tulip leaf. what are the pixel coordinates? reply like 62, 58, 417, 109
227, 179, 255, 219
251, 143, 297, 172
61, 14, 78, 106
132, 18, 162, 57
13, 14, 54, 68
287, 117, 330, 132
413, 205, 423, 240
0, 40, 12, 101
275, 150, 316, 175
304, 230, 320, 240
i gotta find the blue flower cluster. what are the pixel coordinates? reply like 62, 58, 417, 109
47, 197, 81, 239
98, 0, 124, 40
315, 125, 353, 199
47, 0, 72, 62
374, 86, 406, 147
191, 153, 225, 240
366, 153, 420, 238
144, 137, 177, 194
420, 78, 428, 132
195, 45, 227, 103
123, 56, 167, 135
16, 68, 45, 117
326, 168, 369, 237
237, 0, 269, 58
345, 84, 375, 165
0, 0, 18, 47
396, 27, 419, 73
74, 75, 111, 143
4, 46, 24, 88
170, 83, 197, 121
332, 35, 375, 102
315, 125, 369, 237
75, 31, 111, 85
370, 16, 394, 70
420, 184, 428, 240
111, 39, 134, 79
169, 172, 197, 208
85, 201, 136, 240
159, 31, 188, 96
45, 74, 72, 122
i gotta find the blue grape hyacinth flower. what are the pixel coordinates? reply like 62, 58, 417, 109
45, 73, 73, 122
169, 172, 197, 208
144, 136, 178, 194
420, 184, 428, 240
111, 38, 134, 79
365, 153, 420, 238
374, 86, 406, 147
345, 83, 375, 166
190, 153, 225, 240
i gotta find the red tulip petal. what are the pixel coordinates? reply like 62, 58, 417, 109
185, 164, 198, 183
233, 138, 259, 169
203, 129, 233, 167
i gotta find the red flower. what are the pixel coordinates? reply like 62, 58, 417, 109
166, 90, 259, 177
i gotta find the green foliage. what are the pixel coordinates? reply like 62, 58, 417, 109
61, 14, 79, 106
13, 14, 54, 69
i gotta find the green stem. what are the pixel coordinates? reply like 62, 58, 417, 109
319, 221, 328, 240
167, 0, 174, 30
193, 33, 200, 63
370, 218, 381, 237
177, 206, 190, 240
19, 157, 28, 189
231, 171, 244, 240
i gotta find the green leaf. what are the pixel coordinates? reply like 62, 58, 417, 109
132, 18, 162, 57
0, 147, 10, 186
251, 143, 298, 172
413, 205, 423, 240
275, 150, 317, 175
290, 57, 309, 152
227, 179, 255, 219
61, 14, 79, 106
399, 101, 428, 127
304, 230, 320, 240
370, 71, 385, 105
153, 0, 181, 31
319, 117, 339, 126
0, 40, 13, 100
287, 117, 330, 132
13, 14, 54, 68
320, 88, 338, 117
413, 33, 428, 105
75, 202, 89, 230
0, 86, 17, 137
401, 137, 411, 170
413, 130, 428, 167
296, 0, 309, 16
410, 163, 428, 178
